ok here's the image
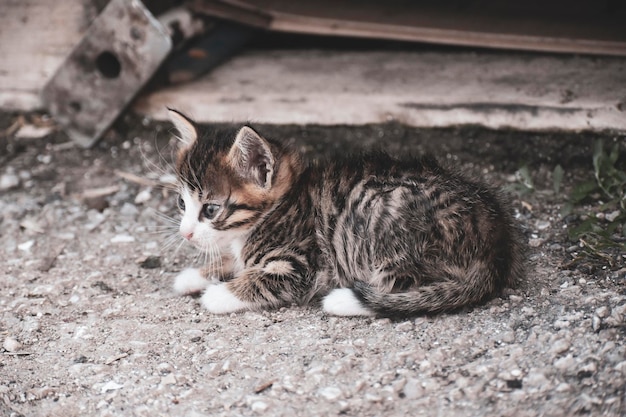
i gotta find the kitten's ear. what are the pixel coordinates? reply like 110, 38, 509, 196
167, 108, 197, 150
228, 126, 275, 189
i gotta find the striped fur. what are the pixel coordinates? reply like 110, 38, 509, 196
169, 110, 525, 317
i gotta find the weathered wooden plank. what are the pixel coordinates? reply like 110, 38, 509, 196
134, 50, 626, 132
191, 0, 626, 56
0, 0, 97, 111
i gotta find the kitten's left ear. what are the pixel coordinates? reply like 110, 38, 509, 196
167, 108, 197, 150
228, 126, 275, 189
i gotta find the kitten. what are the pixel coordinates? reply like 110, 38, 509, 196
168, 109, 525, 317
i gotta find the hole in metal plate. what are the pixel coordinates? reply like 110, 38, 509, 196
96, 51, 122, 79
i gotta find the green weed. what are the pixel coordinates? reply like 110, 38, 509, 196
564, 139, 626, 264
506, 165, 535, 196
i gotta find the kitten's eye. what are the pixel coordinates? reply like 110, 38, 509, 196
202, 203, 220, 219
177, 195, 185, 211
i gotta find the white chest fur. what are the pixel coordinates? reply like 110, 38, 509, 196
229, 237, 246, 272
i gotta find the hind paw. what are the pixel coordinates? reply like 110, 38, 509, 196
322, 288, 374, 316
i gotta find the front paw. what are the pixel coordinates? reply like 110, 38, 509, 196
173, 268, 209, 295
201, 284, 249, 314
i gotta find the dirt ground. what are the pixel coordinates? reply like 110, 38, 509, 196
1, 111, 625, 417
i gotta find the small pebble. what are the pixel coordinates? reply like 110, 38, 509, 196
100, 381, 123, 393
111, 234, 135, 243
536, 220, 551, 230
157, 363, 172, 373
553, 320, 570, 329
524, 371, 551, 392
402, 378, 424, 399
3, 337, 22, 352
554, 354, 576, 372
550, 339, 571, 355
184, 329, 203, 342
606, 210, 620, 222
319, 386, 342, 401
15, 124, 53, 139
421, 378, 440, 392
594, 306, 610, 318
555, 382, 572, 392
395, 321, 413, 332
0, 174, 20, 191
120, 202, 139, 217
251, 401, 269, 413
391, 378, 406, 393
56, 232, 76, 240
17, 240, 35, 251
134, 188, 152, 204
352, 339, 365, 347
592, 316, 602, 332
160, 374, 176, 385
579, 361, 597, 374
365, 393, 382, 403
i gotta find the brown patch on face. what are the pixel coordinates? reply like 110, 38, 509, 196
227, 147, 302, 207
231, 183, 271, 210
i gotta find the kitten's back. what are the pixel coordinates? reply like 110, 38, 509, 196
315, 152, 525, 316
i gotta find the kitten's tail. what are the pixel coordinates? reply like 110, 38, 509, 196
351, 278, 499, 317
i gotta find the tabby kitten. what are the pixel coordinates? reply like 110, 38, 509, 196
168, 109, 525, 317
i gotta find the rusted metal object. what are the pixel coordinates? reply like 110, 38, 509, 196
162, 19, 257, 84
42, 0, 172, 148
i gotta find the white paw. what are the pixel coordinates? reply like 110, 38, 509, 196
173, 268, 209, 295
201, 284, 249, 314
322, 288, 374, 316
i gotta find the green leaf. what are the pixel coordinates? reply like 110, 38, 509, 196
561, 202, 574, 217
606, 219, 621, 235
553, 164, 564, 195
592, 139, 604, 176
568, 217, 598, 241
516, 166, 534, 190
609, 143, 619, 165
569, 180, 599, 204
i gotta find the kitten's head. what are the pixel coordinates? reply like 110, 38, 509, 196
168, 109, 300, 252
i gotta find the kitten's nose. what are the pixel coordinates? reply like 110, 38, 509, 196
182, 231, 193, 240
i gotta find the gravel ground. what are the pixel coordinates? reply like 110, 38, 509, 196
1, 112, 625, 416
